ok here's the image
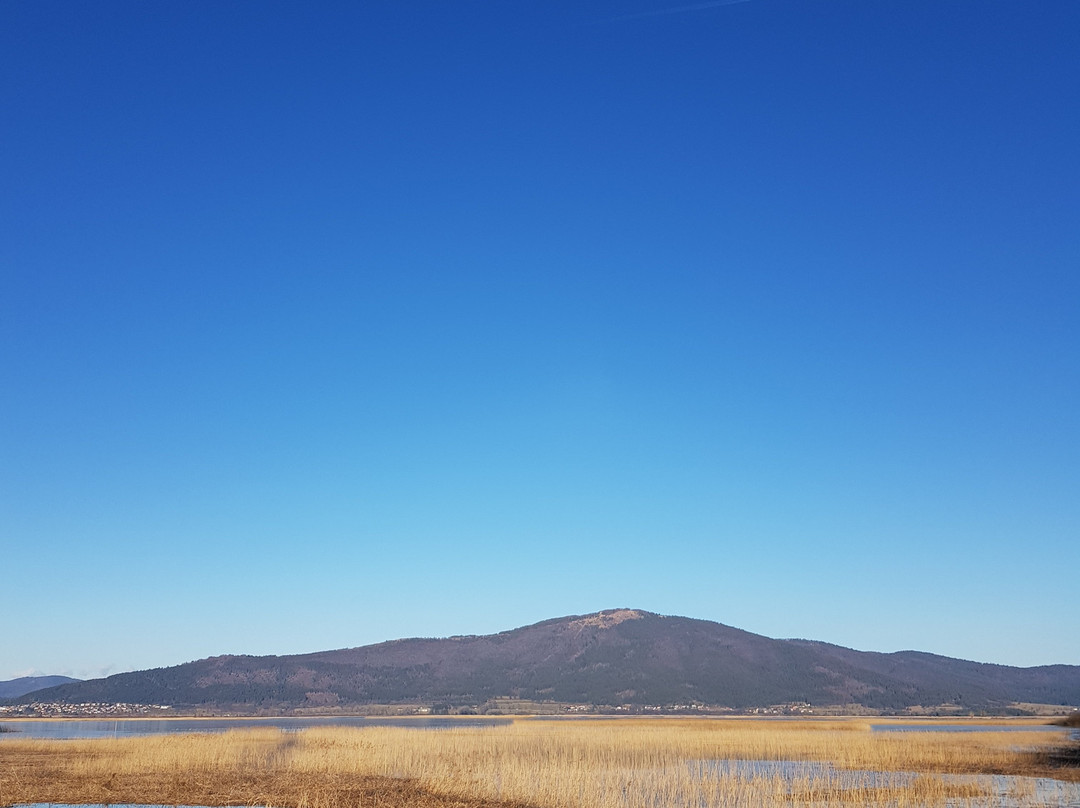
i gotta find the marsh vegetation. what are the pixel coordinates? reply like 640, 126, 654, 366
1, 717, 1076, 808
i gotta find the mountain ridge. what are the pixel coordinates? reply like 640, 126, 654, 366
0, 675, 81, 700
9, 610, 1079, 714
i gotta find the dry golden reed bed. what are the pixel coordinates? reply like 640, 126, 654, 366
1, 717, 1076, 808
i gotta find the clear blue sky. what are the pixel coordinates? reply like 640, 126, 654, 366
2, 0, 1077, 682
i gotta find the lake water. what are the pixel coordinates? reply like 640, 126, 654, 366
0, 716, 509, 739
5, 716, 1073, 740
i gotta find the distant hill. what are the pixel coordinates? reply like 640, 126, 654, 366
12, 610, 1080, 713
0, 675, 80, 699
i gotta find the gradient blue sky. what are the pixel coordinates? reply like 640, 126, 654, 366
2, 0, 1078, 682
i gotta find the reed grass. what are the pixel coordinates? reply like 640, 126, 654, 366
1, 717, 1075, 808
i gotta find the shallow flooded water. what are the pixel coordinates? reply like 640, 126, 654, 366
692, 759, 1080, 807
872, 724, 1070, 734
871, 722, 1080, 745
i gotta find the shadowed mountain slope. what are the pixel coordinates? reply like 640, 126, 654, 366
11, 610, 1080, 712
0, 675, 80, 699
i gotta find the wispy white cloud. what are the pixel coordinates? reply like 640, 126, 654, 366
3, 664, 119, 681
65, 664, 117, 680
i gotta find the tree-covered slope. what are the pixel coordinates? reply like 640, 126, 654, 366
0, 675, 80, 699
12, 610, 1080, 712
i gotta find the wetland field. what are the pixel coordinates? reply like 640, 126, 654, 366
1, 717, 1078, 808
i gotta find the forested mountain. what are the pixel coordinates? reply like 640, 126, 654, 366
10, 610, 1080, 713
0, 675, 80, 699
